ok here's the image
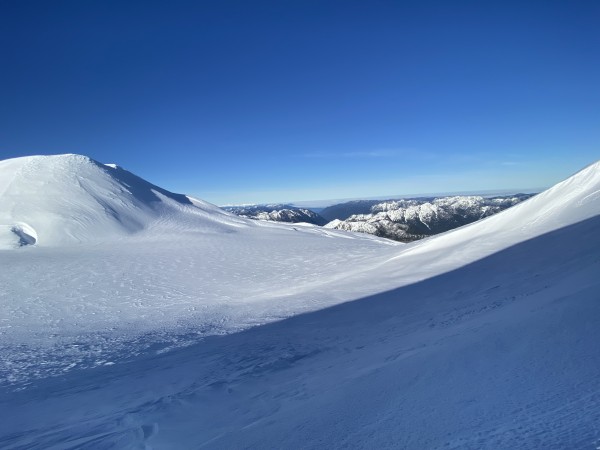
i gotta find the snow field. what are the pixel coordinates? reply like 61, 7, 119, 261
1, 155, 599, 448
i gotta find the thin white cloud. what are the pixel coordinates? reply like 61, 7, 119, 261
300, 149, 427, 159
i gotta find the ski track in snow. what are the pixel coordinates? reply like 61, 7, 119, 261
1, 155, 600, 448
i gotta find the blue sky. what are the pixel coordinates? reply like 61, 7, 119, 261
1, 1, 598, 205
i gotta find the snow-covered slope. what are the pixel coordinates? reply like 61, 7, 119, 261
0, 154, 396, 384
379, 160, 600, 280
1, 156, 599, 449
0, 154, 243, 248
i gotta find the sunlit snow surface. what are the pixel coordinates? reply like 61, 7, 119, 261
1, 155, 600, 449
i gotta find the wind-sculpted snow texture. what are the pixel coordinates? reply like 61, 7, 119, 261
223, 204, 327, 225
1, 155, 600, 449
325, 194, 534, 242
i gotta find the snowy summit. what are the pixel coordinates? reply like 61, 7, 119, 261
1, 155, 600, 449
0, 154, 240, 248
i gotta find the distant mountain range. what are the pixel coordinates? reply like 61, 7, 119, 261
324, 194, 535, 241
224, 194, 536, 242
222, 204, 328, 226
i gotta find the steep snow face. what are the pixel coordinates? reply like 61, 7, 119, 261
0, 154, 245, 248
378, 161, 600, 283
417, 161, 600, 249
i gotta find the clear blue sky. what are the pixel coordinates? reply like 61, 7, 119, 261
1, 1, 598, 205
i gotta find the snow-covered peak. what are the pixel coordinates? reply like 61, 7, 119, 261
0, 154, 245, 248
223, 204, 327, 225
